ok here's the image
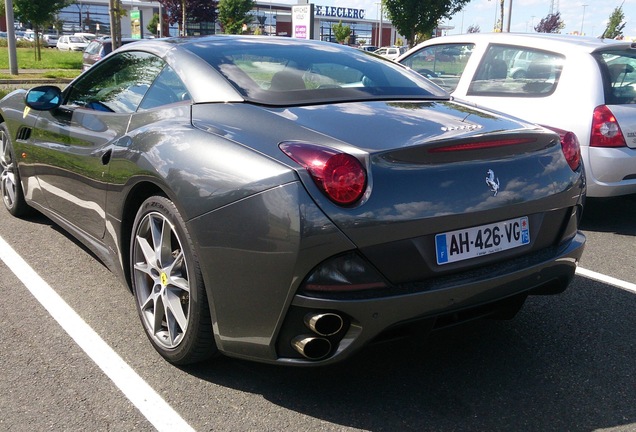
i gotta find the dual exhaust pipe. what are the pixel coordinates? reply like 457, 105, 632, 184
292, 312, 344, 360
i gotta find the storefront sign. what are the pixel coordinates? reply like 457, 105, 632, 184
130, 9, 142, 39
292, 4, 314, 39
314, 6, 366, 20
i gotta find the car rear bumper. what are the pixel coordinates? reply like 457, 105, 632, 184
270, 231, 585, 366
584, 146, 636, 197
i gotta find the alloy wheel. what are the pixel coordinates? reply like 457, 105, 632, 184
0, 130, 17, 210
132, 211, 191, 350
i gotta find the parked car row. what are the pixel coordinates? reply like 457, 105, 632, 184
0, 30, 57, 47
0, 30, 98, 49
398, 33, 636, 198
358, 45, 407, 60
373, 46, 407, 60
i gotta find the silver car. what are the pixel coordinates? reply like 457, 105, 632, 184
0, 36, 585, 366
42, 34, 58, 48
57, 35, 89, 51
399, 33, 636, 197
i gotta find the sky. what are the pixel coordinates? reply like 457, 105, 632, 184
280, 0, 636, 40
443, 0, 636, 37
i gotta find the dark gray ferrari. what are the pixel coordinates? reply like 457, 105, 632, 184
0, 35, 585, 366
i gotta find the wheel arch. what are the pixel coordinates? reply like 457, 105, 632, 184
119, 180, 168, 289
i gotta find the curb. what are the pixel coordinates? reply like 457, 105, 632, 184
0, 79, 73, 84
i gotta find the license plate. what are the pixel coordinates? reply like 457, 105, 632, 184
435, 216, 530, 265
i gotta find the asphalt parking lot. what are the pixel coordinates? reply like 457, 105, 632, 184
0, 195, 634, 431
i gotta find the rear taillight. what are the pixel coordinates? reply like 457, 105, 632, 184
542, 125, 581, 171
280, 142, 367, 206
591, 105, 626, 148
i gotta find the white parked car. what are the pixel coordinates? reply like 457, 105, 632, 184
57, 35, 89, 51
373, 46, 406, 61
398, 33, 636, 197
74, 32, 96, 41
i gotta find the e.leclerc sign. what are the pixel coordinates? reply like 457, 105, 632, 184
314, 5, 366, 19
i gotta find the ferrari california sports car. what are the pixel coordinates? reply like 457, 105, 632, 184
0, 36, 585, 366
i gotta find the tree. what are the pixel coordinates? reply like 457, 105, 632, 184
159, 0, 217, 36
147, 13, 170, 36
534, 12, 564, 34
217, 0, 254, 34
384, 0, 471, 48
467, 24, 480, 33
602, 5, 626, 39
13, 0, 71, 61
332, 21, 351, 44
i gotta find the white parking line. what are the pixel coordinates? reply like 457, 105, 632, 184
576, 267, 636, 294
0, 235, 195, 432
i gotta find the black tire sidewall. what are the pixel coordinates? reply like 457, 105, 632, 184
0, 122, 29, 217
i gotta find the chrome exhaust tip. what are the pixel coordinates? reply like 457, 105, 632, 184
305, 313, 344, 336
291, 336, 332, 360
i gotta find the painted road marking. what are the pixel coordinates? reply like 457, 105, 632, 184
0, 235, 195, 432
576, 267, 636, 294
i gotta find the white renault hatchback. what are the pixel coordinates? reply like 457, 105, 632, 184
398, 33, 636, 197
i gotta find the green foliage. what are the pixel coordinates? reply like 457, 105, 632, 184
534, 12, 564, 33
0, 47, 82, 70
384, 0, 470, 47
332, 21, 352, 44
603, 6, 626, 39
218, 0, 255, 34
13, 0, 72, 60
147, 13, 161, 35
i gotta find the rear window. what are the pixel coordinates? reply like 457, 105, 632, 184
597, 50, 636, 104
84, 40, 102, 55
468, 45, 564, 97
400, 43, 475, 92
185, 39, 448, 106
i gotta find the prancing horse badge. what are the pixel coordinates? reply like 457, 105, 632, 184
486, 169, 500, 196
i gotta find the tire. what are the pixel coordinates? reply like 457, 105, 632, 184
0, 123, 30, 217
130, 196, 217, 364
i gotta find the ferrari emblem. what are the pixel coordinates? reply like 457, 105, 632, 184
486, 169, 500, 196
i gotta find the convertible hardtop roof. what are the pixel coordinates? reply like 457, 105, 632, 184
116, 34, 340, 56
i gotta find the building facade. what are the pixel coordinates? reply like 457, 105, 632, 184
10, 0, 401, 47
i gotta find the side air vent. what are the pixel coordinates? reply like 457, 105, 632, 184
16, 127, 32, 142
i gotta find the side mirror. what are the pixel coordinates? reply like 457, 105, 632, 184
25, 85, 63, 111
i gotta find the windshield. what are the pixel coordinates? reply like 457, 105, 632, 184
185, 37, 448, 106
597, 49, 636, 104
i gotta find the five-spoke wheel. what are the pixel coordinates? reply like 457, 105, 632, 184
0, 123, 29, 216
131, 196, 216, 364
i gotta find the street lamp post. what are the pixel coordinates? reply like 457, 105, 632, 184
379, 3, 383, 47
580, 4, 588, 35
505, 0, 513, 32
4, 0, 18, 75
374, 2, 383, 48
